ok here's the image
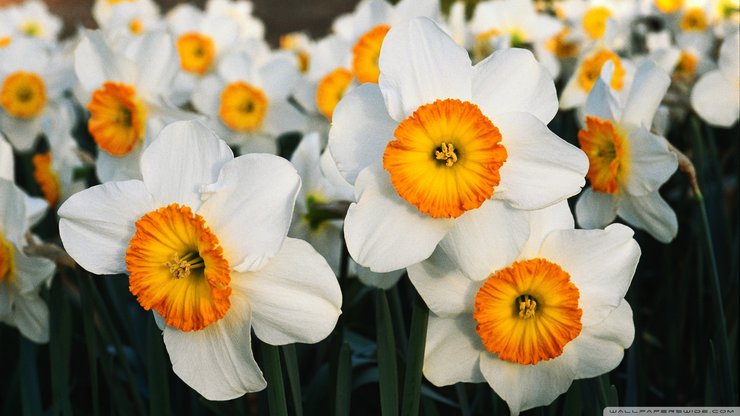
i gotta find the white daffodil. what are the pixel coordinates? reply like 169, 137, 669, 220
557, 0, 636, 50
58, 120, 342, 401
646, 30, 714, 81
408, 202, 639, 416
0, 178, 55, 344
0, 37, 74, 151
328, 17, 588, 273
576, 60, 679, 242
333, 0, 440, 84
73, 29, 188, 182
2, 0, 62, 43
691, 30, 739, 127
204, 0, 265, 41
192, 48, 305, 154
166, 3, 240, 105
560, 45, 634, 110
0, 133, 49, 225
94, 0, 163, 40
289, 132, 353, 274
470, 0, 563, 64
93, 0, 159, 31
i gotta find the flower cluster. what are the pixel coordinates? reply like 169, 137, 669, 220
0, 0, 737, 414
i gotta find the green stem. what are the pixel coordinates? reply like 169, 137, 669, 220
401, 296, 429, 416
376, 290, 399, 416
281, 344, 303, 416
261, 342, 288, 416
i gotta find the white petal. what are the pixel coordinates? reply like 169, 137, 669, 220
141, 120, 233, 211
131, 30, 179, 97
423, 314, 485, 386
95, 146, 143, 183
439, 200, 529, 281
0, 179, 28, 246
259, 53, 300, 101
390, 0, 440, 25
407, 247, 480, 317
191, 75, 223, 116
357, 266, 404, 290
718, 31, 740, 85
472, 48, 558, 124
13, 249, 54, 294
480, 351, 575, 416
232, 238, 341, 345
617, 191, 678, 243
11, 293, 49, 344
568, 301, 634, 379
537, 224, 640, 326
559, 76, 588, 110
344, 165, 453, 272
624, 127, 677, 196
58, 180, 157, 275
163, 294, 266, 400
74, 30, 131, 92
236, 134, 278, 155
494, 112, 588, 210
584, 74, 618, 122
378, 17, 472, 121
519, 201, 575, 259
575, 187, 618, 230
621, 60, 670, 129
328, 84, 396, 185
0, 112, 43, 152
0, 135, 13, 181
197, 154, 300, 272
24, 195, 48, 229
690, 71, 740, 127
262, 101, 306, 136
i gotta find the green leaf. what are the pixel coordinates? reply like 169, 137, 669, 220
146, 318, 171, 416
282, 344, 303, 416
19, 338, 42, 416
335, 343, 352, 416
49, 275, 73, 416
401, 296, 429, 416
261, 342, 288, 416
376, 290, 399, 416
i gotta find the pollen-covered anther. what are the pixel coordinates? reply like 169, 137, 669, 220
435, 142, 458, 167
518, 295, 537, 319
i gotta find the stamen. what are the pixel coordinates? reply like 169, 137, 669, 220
518, 295, 537, 319
435, 142, 458, 167
165, 251, 205, 279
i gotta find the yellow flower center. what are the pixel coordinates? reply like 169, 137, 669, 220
176, 32, 216, 75
383, 99, 508, 219
352, 24, 390, 84
20, 21, 43, 38
126, 204, 231, 332
218, 81, 268, 132
578, 116, 630, 195
474, 258, 583, 365
129, 18, 144, 35
87, 81, 147, 156
0, 232, 16, 284
577, 49, 626, 92
676, 50, 699, 76
582, 6, 612, 40
545, 28, 579, 59
316, 67, 353, 121
1, 71, 47, 119
680, 8, 709, 31
0, 37, 11, 48
32, 152, 61, 207
655, 0, 685, 13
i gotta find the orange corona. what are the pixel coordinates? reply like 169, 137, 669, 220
474, 258, 583, 365
126, 204, 231, 332
582, 6, 612, 40
352, 25, 390, 84
577, 49, 625, 92
383, 99, 508, 219
1, 71, 47, 119
32, 152, 61, 207
87, 82, 147, 156
0, 232, 15, 284
176, 32, 216, 75
578, 116, 630, 194
218, 81, 268, 132
316, 68, 353, 120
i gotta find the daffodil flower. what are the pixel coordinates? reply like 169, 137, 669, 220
73, 29, 188, 182
0, 37, 73, 151
329, 17, 588, 273
3, 0, 62, 43
94, 0, 162, 40
576, 60, 679, 242
58, 120, 342, 400
690, 30, 739, 127
0, 178, 55, 344
191, 48, 305, 154
560, 45, 634, 110
204, 0, 265, 41
408, 202, 639, 416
